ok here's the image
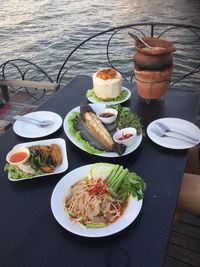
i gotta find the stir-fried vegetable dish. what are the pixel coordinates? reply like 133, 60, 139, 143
5, 144, 62, 179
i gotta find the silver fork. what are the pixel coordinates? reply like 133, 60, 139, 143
155, 121, 199, 143
14, 115, 53, 127
154, 122, 199, 144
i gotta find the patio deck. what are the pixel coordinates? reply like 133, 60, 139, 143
165, 214, 200, 267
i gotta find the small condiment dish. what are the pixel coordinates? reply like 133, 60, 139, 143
113, 127, 137, 147
97, 108, 118, 124
6, 147, 30, 166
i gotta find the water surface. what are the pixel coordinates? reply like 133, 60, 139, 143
0, 0, 199, 87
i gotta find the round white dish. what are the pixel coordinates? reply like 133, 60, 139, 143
113, 127, 137, 147
13, 111, 63, 138
86, 87, 131, 105
63, 104, 142, 157
6, 147, 30, 166
51, 164, 143, 237
96, 108, 118, 124
147, 118, 200, 149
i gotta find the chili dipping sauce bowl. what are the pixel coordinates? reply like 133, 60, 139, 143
113, 127, 137, 147
97, 108, 118, 124
6, 147, 30, 166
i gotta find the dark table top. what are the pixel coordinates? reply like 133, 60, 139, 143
0, 75, 199, 267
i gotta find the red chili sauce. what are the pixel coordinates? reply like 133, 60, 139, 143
118, 133, 133, 141
99, 112, 114, 118
9, 152, 28, 163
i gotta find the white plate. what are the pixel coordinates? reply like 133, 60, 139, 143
8, 138, 68, 181
63, 104, 142, 157
13, 111, 63, 138
147, 118, 200, 149
86, 87, 131, 105
51, 164, 143, 237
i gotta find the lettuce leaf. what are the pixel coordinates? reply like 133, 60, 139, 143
4, 163, 43, 180
86, 88, 128, 102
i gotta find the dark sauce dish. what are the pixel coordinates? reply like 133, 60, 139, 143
97, 108, 118, 124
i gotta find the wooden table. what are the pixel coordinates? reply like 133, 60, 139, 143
0, 75, 199, 267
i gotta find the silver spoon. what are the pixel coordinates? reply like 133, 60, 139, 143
154, 122, 199, 145
14, 115, 53, 127
128, 32, 153, 49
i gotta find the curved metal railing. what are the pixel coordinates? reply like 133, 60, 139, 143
0, 59, 55, 101
56, 22, 200, 89
0, 22, 199, 102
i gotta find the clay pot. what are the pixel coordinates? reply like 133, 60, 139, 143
134, 67, 173, 99
133, 37, 176, 99
134, 37, 176, 70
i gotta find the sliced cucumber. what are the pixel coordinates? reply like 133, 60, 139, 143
85, 223, 106, 228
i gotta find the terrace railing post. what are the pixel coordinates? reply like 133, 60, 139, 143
151, 24, 154, 37
0, 84, 9, 102
0, 59, 58, 102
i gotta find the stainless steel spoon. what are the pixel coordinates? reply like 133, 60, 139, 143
128, 32, 152, 49
14, 115, 53, 127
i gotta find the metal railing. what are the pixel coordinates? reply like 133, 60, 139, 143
56, 22, 200, 89
0, 59, 55, 101
0, 22, 199, 102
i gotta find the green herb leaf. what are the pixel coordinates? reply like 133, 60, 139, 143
108, 104, 144, 135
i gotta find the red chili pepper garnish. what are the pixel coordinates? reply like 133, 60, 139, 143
89, 178, 109, 195
104, 178, 108, 184
122, 131, 125, 140
89, 203, 94, 209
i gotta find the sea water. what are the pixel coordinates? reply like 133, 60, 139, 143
0, 0, 199, 89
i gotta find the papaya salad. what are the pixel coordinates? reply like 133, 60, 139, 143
64, 163, 146, 228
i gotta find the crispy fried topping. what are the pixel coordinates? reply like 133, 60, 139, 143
96, 68, 117, 80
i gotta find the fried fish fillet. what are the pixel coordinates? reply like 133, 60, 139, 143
28, 144, 62, 173
40, 165, 54, 173
83, 111, 115, 151
50, 144, 62, 166
80, 104, 126, 155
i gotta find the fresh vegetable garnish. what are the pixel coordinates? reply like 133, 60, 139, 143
89, 177, 109, 195
86, 89, 128, 102
85, 223, 106, 228
109, 167, 146, 201
118, 132, 133, 140
108, 104, 143, 135
88, 163, 114, 179
89, 163, 146, 201
4, 164, 43, 179
122, 131, 125, 140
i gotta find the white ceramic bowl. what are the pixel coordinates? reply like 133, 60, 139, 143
97, 108, 118, 124
6, 147, 30, 166
113, 127, 137, 147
